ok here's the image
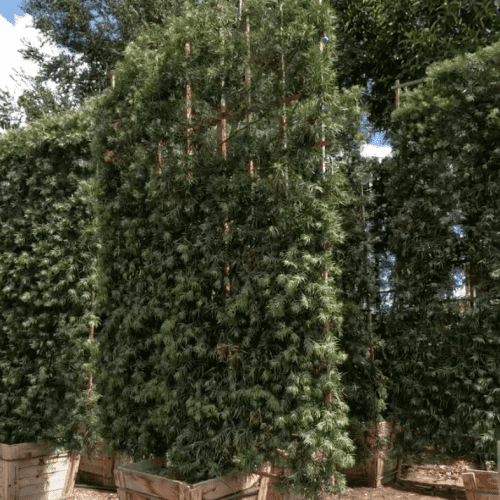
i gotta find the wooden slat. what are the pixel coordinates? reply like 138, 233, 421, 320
256, 466, 270, 500
62, 453, 80, 498
0, 442, 53, 461
462, 471, 499, 500
17, 455, 72, 479
0, 444, 79, 500
197, 472, 260, 500
116, 460, 180, 499
116, 459, 275, 500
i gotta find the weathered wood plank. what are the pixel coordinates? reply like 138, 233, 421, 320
0, 443, 79, 500
116, 459, 272, 500
462, 470, 499, 500
0, 442, 53, 461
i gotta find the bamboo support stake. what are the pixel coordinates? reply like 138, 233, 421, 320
88, 305, 95, 404
186, 42, 194, 160
318, 0, 327, 174
218, 9, 228, 161
280, 3, 287, 151
218, 6, 232, 294
245, 15, 255, 178
318, 0, 328, 284
361, 184, 375, 365
316, 0, 334, 418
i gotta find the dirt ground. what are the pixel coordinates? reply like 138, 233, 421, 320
73, 451, 493, 500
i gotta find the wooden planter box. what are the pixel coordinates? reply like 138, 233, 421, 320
462, 470, 499, 500
340, 421, 401, 488
114, 457, 273, 500
265, 464, 304, 500
0, 441, 80, 500
76, 439, 134, 489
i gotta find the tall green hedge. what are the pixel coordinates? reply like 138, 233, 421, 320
335, 149, 391, 466
91, 0, 365, 497
378, 40, 500, 465
0, 98, 103, 454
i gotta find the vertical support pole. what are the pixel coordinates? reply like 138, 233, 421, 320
318, 0, 329, 302
394, 79, 400, 109
186, 42, 194, 160
497, 440, 500, 494
318, 5, 326, 175
218, 4, 231, 295
316, 2, 335, 438
88, 302, 95, 405
245, 14, 255, 178
361, 185, 374, 365
157, 140, 164, 172
280, 2, 287, 152
107, 70, 115, 89
218, 8, 228, 161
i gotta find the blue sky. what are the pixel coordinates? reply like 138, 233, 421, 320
1, 0, 23, 24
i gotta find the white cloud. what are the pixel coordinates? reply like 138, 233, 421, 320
360, 142, 393, 162
0, 13, 77, 131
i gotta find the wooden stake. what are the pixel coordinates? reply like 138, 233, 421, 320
245, 16, 255, 179
186, 42, 194, 159
318, 0, 328, 316
88, 323, 94, 404
219, 13, 231, 293
280, 3, 287, 151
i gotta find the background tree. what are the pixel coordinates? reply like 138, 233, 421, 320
331, 0, 500, 134
0, 0, 184, 126
6, 0, 500, 128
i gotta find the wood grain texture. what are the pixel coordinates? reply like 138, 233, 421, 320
76, 440, 134, 489
0, 442, 80, 500
462, 470, 499, 500
115, 459, 271, 500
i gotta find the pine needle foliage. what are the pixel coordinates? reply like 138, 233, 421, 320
0, 97, 103, 455
92, 0, 362, 497
335, 149, 392, 466
377, 40, 500, 466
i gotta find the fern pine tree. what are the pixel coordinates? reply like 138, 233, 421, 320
92, 0, 367, 497
0, 98, 102, 455
376, 41, 500, 465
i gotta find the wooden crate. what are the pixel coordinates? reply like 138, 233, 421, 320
340, 421, 401, 488
76, 439, 133, 489
462, 470, 499, 500
265, 464, 304, 500
0, 441, 80, 500
114, 457, 272, 500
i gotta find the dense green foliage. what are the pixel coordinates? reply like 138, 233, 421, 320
331, 0, 500, 134
329, 119, 391, 465
91, 0, 368, 497
2, 0, 498, 482
0, 98, 103, 455
339, 163, 391, 462
377, 40, 500, 465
